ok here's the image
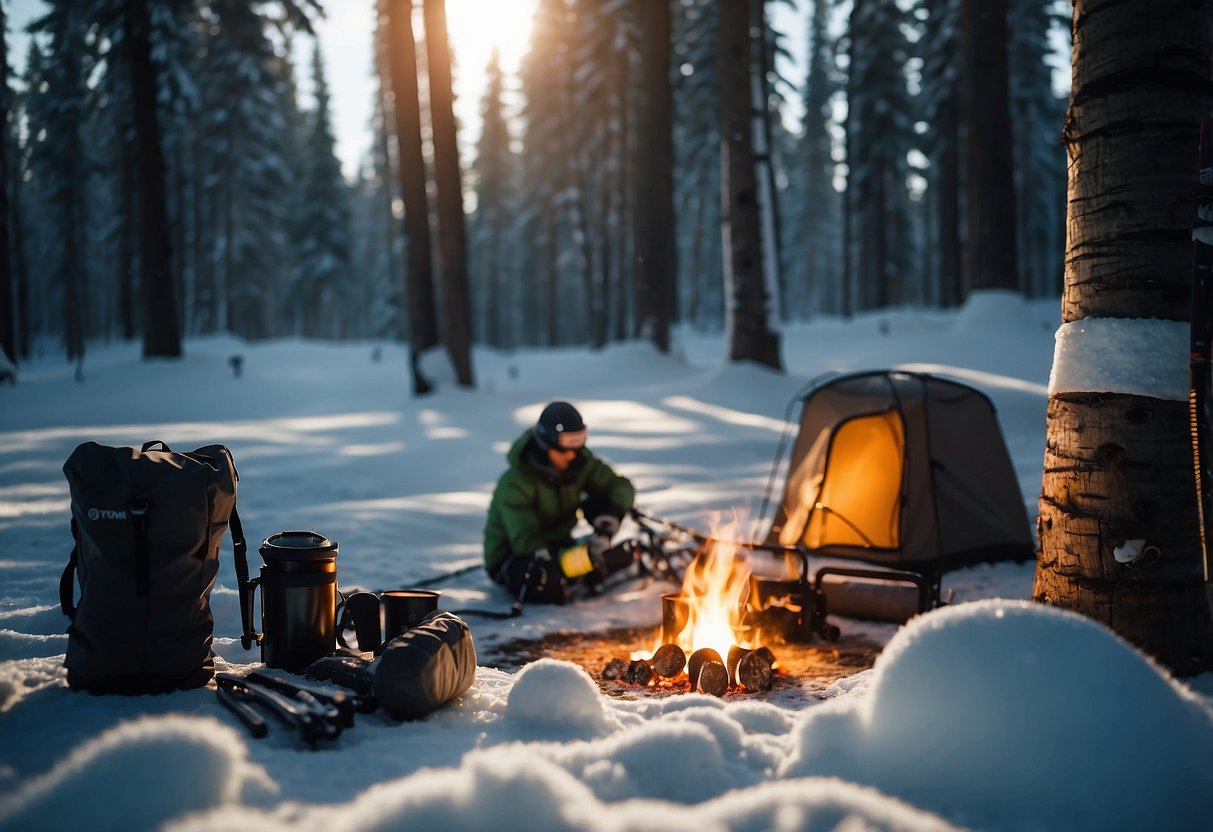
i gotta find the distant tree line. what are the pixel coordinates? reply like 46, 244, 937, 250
0, 0, 1068, 383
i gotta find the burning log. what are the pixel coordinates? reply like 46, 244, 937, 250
603, 643, 686, 685
738, 651, 773, 691
624, 660, 655, 686
726, 645, 775, 691
602, 658, 630, 680
686, 648, 728, 697
650, 643, 686, 678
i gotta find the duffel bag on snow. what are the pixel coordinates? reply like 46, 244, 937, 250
373, 610, 476, 720
60, 440, 249, 694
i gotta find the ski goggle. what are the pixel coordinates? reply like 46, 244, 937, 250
553, 428, 587, 451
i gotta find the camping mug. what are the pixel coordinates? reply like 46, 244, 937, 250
343, 589, 441, 654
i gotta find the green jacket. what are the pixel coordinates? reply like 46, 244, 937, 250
483, 429, 635, 574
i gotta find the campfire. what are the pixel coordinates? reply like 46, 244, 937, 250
603, 530, 783, 696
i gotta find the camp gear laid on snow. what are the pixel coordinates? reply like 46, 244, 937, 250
373, 610, 477, 720
241, 530, 340, 672
338, 589, 441, 653
1190, 111, 1213, 584
215, 671, 347, 747
305, 611, 477, 722
60, 440, 247, 694
304, 652, 377, 696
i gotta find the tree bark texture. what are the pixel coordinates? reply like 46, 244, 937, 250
0, 0, 14, 366
633, 0, 675, 352
1037, 394, 1213, 673
1037, 0, 1213, 676
387, 0, 437, 393
1062, 0, 1213, 323
422, 0, 474, 387
127, 0, 182, 358
960, 0, 1019, 295
718, 0, 780, 370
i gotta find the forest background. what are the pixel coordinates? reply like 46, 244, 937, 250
0, 0, 1071, 390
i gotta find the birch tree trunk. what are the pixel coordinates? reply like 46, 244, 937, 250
1035, 0, 1213, 675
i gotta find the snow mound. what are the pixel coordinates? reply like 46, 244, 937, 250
0, 715, 275, 832
505, 659, 616, 739
950, 289, 1033, 332
780, 600, 1213, 831
171, 750, 962, 832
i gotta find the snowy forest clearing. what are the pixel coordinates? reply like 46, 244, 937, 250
1, 292, 1211, 831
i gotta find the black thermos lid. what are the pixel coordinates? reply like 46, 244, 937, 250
259, 530, 340, 565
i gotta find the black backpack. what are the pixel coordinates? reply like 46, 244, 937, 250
60, 441, 249, 694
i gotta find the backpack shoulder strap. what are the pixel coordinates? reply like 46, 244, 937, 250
60, 519, 79, 620
230, 504, 259, 649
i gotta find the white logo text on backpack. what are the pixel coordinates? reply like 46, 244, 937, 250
87, 508, 128, 521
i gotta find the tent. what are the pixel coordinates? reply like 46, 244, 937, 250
756, 370, 1034, 621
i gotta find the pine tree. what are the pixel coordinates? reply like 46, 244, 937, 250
959, 0, 1018, 294
27, 1, 91, 362
844, 0, 917, 311
0, 0, 15, 367
197, 0, 309, 340
632, 0, 675, 351
386, 0, 438, 392
794, 0, 843, 317
294, 41, 352, 339
719, 0, 780, 370
469, 47, 516, 348
672, 0, 722, 330
1009, 0, 1065, 299
126, 0, 182, 357
517, 0, 580, 346
423, 0, 474, 387
919, 0, 962, 307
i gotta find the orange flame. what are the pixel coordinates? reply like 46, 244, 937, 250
650, 516, 753, 663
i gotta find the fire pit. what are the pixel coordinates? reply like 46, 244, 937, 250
602, 537, 843, 697
481, 531, 880, 699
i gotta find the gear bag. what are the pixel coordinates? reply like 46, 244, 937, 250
373, 610, 477, 720
59, 440, 248, 694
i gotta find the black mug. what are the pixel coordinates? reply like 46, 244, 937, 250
343, 589, 440, 654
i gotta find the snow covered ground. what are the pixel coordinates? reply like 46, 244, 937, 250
1, 291, 1211, 831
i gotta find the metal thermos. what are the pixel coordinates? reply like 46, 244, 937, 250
257, 531, 339, 672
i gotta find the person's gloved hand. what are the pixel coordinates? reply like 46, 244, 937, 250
588, 514, 620, 566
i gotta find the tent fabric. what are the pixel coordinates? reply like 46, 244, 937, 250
767, 371, 1033, 574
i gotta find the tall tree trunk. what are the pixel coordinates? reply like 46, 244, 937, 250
633, 0, 675, 352
936, 92, 962, 308
1035, 0, 1213, 676
388, 0, 437, 394
422, 0, 474, 387
718, 0, 780, 370
118, 138, 137, 339
0, 1, 14, 367
127, 0, 181, 357
960, 0, 1018, 295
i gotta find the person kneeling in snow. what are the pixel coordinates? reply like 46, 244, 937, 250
483, 401, 639, 603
